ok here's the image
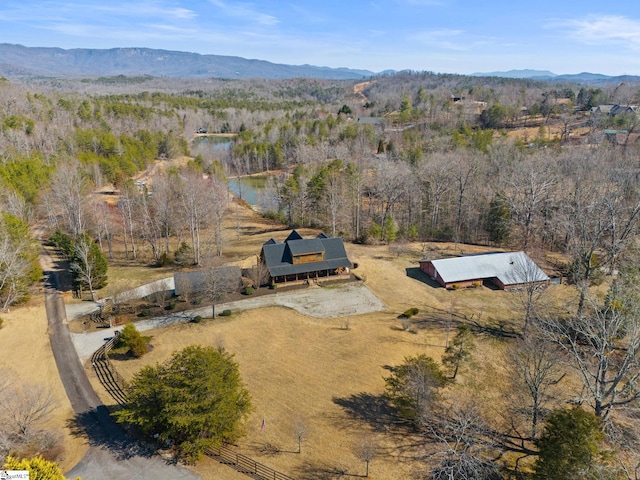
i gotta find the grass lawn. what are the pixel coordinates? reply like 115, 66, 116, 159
95, 213, 579, 479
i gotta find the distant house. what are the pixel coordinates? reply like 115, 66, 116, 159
419, 252, 549, 290
591, 104, 638, 120
260, 230, 352, 285
610, 105, 639, 117
591, 104, 616, 117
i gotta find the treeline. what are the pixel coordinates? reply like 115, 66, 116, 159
0, 72, 639, 304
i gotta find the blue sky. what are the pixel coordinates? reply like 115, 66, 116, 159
2, 0, 640, 76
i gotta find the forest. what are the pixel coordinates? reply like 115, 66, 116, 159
2, 70, 640, 478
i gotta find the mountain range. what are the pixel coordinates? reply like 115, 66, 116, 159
0, 43, 375, 80
471, 69, 640, 84
1, 44, 639, 83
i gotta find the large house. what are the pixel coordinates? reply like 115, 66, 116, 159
419, 251, 549, 290
260, 230, 352, 285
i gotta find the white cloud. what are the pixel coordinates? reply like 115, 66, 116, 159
410, 29, 468, 51
563, 15, 640, 49
208, 0, 279, 26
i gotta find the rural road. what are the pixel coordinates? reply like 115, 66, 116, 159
43, 267, 201, 480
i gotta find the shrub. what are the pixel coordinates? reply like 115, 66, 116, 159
165, 301, 176, 311
129, 335, 149, 358
174, 242, 193, 266
242, 286, 254, 295
156, 252, 171, 267
118, 322, 150, 358
219, 309, 232, 317
451, 283, 460, 290
0, 317, 3, 329
402, 307, 419, 318
472, 281, 482, 288
192, 315, 203, 323
137, 308, 151, 318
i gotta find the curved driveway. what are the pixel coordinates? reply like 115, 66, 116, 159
44, 270, 201, 480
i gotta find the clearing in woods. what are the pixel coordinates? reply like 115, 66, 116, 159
82, 202, 577, 480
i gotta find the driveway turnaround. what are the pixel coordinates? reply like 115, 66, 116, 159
71, 282, 386, 361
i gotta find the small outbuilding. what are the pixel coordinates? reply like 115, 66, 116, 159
174, 266, 242, 297
419, 251, 549, 290
261, 230, 352, 286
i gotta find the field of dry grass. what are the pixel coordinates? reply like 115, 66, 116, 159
2, 190, 583, 478
0, 301, 89, 472
90, 203, 580, 479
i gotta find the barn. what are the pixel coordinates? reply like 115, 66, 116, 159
260, 230, 352, 286
419, 251, 549, 290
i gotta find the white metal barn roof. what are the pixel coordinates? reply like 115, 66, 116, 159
429, 252, 549, 286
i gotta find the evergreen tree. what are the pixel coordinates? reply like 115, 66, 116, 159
115, 345, 252, 462
486, 193, 511, 245
384, 354, 446, 425
534, 408, 605, 480
441, 324, 475, 379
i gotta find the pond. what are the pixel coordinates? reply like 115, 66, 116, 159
228, 175, 274, 211
191, 134, 234, 152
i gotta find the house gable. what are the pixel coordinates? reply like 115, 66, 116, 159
261, 231, 352, 283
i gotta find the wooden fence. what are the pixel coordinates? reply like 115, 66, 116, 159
206, 444, 296, 480
91, 334, 296, 480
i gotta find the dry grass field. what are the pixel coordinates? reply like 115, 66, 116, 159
0, 301, 89, 472
2, 190, 582, 478
88, 202, 579, 479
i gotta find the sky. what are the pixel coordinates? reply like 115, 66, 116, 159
2, 0, 640, 76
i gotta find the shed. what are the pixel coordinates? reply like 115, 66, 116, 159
419, 252, 549, 290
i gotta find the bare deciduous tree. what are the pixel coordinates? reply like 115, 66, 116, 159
48, 160, 89, 238
292, 415, 308, 454
538, 285, 640, 422
0, 234, 32, 311
506, 253, 549, 334
425, 401, 502, 480
210, 174, 228, 256
353, 434, 378, 477
70, 235, 99, 300
505, 333, 564, 439
0, 373, 55, 438
177, 171, 212, 265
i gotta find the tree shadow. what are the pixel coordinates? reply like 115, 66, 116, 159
332, 392, 399, 432
66, 406, 155, 460
469, 319, 520, 339
44, 256, 75, 293
293, 460, 363, 479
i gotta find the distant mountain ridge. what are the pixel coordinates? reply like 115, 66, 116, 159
0, 43, 375, 80
2, 44, 638, 84
472, 69, 640, 84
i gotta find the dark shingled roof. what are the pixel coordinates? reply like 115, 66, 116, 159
261, 232, 352, 277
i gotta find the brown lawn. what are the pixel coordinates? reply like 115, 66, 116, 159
4, 179, 582, 478
0, 300, 88, 472
92, 202, 579, 479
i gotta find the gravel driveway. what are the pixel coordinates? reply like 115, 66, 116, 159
71, 282, 386, 361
